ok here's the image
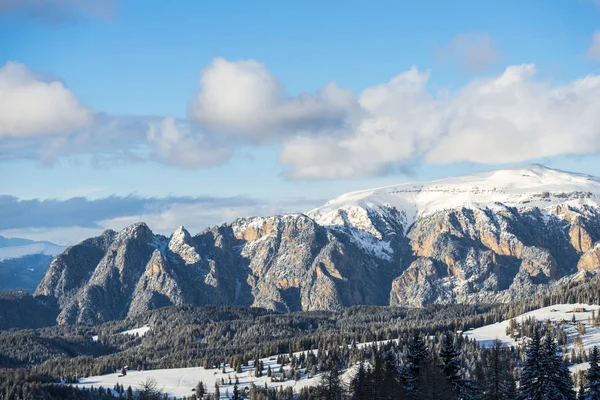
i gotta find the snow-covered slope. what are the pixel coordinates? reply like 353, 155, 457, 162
119, 325, 150, 337
308, 164, 600, 232
74, 348, 360, 399
464, 303, 600, 349
0, 236, 64, 261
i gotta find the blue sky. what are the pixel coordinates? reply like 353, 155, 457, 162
2, 0, 600, 244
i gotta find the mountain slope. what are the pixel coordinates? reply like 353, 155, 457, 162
33, 164, 600, 325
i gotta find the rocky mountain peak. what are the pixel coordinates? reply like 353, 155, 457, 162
168, 226, 200, 265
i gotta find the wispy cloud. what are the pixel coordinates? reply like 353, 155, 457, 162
588, 31, 600, 61
0, 195, 260, 230
0, 0, 115, 25
434, 32, 500, 73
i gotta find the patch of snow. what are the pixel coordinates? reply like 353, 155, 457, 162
120, 325, 151, 337
570, 362, 591, 373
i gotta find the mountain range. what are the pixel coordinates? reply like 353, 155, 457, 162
0, 236, 64, 293
18, 164, 600, 326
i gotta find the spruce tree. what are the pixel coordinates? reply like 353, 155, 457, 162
232, 384, 241, 400
577, 382, 585, 400
383, 349, 404, 400
485, 339, 517, 400
539, 334, 575, 400
195, 381, 205, 398
439, 331, 466, 398
403, 332, 429, 399
519, 330, 543, 400
319, 365, 344, 400
351, 362, 370, 400
587, 346, 600, 399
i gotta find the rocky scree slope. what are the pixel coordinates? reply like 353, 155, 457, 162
35, 165, 600, 325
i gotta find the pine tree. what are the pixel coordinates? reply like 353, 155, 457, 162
195, 381, 205, 398
319, 365, 344, 400
351, 362, 369, 400
519, 330, 543, 400
232, 384, 241, 400
544, 334, 575, 400
485, 339, 517, 400
577, 382, 585, 400
402, 332, 430, 399
439, 332, 465, 398
588, 346, 600, 399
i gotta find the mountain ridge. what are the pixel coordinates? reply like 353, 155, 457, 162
30, 164, 600, 326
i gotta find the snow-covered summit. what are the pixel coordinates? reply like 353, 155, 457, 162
308, 164, 600, 231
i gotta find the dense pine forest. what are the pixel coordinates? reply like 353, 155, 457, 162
2, 271, 600, 399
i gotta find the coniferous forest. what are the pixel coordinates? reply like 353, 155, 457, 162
3, 272, 600, 399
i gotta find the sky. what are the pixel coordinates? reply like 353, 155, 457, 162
2, 0, 600, 245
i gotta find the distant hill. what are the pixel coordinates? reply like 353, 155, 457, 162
0, 236, 65, 292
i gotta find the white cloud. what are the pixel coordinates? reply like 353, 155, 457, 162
278, 64, 600, 179
435, 33, 500, 72
147, 117, 231, 168
4, 58, 600, 179
279, 67, 441, 179
426, 65, 600, 164
189, 58, 357, 142
0, 62, 93, 138
588, 31, 600, 61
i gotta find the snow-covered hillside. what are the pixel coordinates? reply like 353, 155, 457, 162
465, 303, 600, 373
308, 164, 600, 233
464, 304, 600, 347
73, 336, 400, 398
74, 349, 355, 399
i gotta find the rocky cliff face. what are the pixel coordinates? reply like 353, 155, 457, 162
34, 165, 600, 325
37, 215, 405, 325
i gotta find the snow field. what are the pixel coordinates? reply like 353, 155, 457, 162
465, 303, 600, 373
74, 338, 395, 398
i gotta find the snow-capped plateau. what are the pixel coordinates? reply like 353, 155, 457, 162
308, 164, 600, 232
